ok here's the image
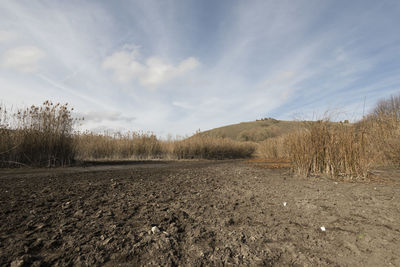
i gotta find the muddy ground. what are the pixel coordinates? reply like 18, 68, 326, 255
0, 160, 399, 266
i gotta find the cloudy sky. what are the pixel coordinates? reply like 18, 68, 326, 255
1, 0, 400, 136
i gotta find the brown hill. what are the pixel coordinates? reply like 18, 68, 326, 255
199, 118, 307, 142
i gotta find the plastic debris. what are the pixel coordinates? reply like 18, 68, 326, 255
320, 226, 326, 232
283, 202, 287, 207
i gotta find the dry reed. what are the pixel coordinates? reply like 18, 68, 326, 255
74, 131, 165, 160
172, 135, 256, 159
0, 101, 76, 167
285, 120, 373, 178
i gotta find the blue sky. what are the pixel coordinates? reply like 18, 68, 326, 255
1, 0, 400, 136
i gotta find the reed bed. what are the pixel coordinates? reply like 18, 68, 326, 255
0, 101, 256, 166
258, 136, 288, 159
74, 131, 165, 160
2, 93, 399, 174
172, 135, 256, 159
285, 120, 373, 178
0, 101, 76, 167
257, 93, 400, 179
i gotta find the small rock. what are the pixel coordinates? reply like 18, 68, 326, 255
74, 209, 84, 217
10, 259, 25, 267
36, 223, 45, 229
151, 226, 160, 234
95, 210, 103, 218
62, 202, 71, 209
163, 231, 170, 237
31, 260, 43, 267
103, 237, 114, 246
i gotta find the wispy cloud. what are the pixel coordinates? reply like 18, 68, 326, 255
0, 30, 17, 43
1, 46, 45, 73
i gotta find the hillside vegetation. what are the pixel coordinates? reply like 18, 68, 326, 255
199, 118, 306, 142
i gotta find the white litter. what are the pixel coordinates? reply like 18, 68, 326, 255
151, 226, 160, 234
320, 226, 326, 232
334, 182, 338, 185
283, 202, 287, 207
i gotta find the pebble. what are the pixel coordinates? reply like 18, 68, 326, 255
103, 237, 114, 245
10, 259, 24, 267
151, 226, 160, 234
74, 209, 84, 217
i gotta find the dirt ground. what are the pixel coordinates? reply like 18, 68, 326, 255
0, 160, 399, 266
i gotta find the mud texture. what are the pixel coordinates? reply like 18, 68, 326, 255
0, 161, 399, 266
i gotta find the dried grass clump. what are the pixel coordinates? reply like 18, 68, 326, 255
74, 131, 165, 160
0, 101, 76, 167
172, 135, 256, 159
285, 120, 373, 178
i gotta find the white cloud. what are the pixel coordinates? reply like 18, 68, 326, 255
1, 46, 45, 73
77, 110, 136, 123
0, 30, 17, 43
102, 46, 199, 88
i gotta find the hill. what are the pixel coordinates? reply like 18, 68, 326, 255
199, 118, 306, 142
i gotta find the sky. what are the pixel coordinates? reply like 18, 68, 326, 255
1, 0, 400, 137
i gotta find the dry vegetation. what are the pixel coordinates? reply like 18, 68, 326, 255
173, 134, 256, 159
258, 94, 400, 179
74, 132, 165, 160
0, 102, 255, 166
1, 94, 399, 180
0, 101, 76, 167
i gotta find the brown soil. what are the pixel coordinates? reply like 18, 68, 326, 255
0, 161, 399, 266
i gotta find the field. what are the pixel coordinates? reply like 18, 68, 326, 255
1, 160, 399, 266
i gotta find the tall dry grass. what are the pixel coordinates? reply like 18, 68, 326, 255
172, 135, 256, 159
256, 93, 400, 179
0, 101, 76, 167
285, 120, 373, 178
258, 136, 288, 158
74, 131, 165, 160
